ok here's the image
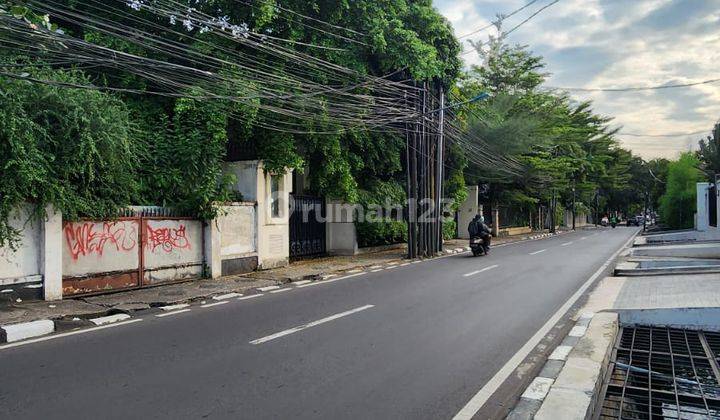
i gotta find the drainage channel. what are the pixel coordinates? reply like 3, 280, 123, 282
598, 325, 720, 419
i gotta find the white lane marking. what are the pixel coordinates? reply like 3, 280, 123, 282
201, 301, 228, 308
297, 272, 365, 288
90, 314, 131, 326
156, 309, 191, 317
462, 264, 499, 277
270, 288, 292, 294
452, 230, 639, 420
580, 236, 588, 240
239, 294, 264, 300
320, 274, 337, 280
400, 263, 411, 267
0, 319, 143, 351
370, 269, 383, 273
385, 265, 398, 270
529, 249, 547, 255
160, 303, 190, 311
293, 280, 312, 286
249, 305, 375, 345
213, 292, 242, 300
257, 285, 280, 292
561, 242, 573, 247
411, 260, 422, 264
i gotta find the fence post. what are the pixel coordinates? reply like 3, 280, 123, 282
42, 204, 63, 301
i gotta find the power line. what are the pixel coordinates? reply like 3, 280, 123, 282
619, 129, 710, 138
457, 0, 541, 39
460, 0, 560, 57
549, 78, 720, 92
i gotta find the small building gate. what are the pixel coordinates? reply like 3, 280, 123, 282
289, 195, 326, 260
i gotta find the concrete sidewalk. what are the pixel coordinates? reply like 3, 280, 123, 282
508, 232, 720, 419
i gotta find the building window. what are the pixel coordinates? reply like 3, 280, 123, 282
270, 174, 281, 218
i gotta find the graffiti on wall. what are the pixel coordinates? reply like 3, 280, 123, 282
145, 224, 191, 253
64, 220, 194, 261
64, 221, 138, 261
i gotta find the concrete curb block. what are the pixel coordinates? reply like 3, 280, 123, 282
507, 311, 618, 420
89, 314, 131, 326
0, 319, 55, 343
533, 312, 618, 420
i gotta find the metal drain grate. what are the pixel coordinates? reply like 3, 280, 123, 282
599, 326, 720, 419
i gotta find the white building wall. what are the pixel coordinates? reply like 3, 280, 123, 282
0, 205, 42, 285
457, 186, 479, 239
697, 182, 711, 231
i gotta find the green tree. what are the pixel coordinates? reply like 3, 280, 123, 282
659, 153, 703, 229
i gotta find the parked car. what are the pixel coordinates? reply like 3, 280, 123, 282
627, 215, 643, 226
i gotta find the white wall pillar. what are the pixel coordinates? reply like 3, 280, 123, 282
42, 205, 63, 301
204, 220, 222, 279
697, 182, 711, 231
326, 200, 358, 255
457, 186, 479, 239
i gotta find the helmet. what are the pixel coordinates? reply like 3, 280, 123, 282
479, 216, 485, 223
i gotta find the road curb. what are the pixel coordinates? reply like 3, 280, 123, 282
0, 319, 55, 344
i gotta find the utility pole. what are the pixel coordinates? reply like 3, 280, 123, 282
434, 85, 445, 252
571, 177, 576, 231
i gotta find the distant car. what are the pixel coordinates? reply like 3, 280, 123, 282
627, 216, 642, 227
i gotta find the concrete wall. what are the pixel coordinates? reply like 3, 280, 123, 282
697, 182, 711, 231
143, 219, 204, 284
562, 210, 589, 228
457, 186, 479, 239
224, 160, 292, 270
0, 206, 42, 285
217, 203, 258, 275
0, 205, 62, 301
326, 200, 358, 255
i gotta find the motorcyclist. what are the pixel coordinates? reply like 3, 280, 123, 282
610, 215, 618, 228
468, 214, 492, 254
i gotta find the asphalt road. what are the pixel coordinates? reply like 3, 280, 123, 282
0, 227, 636, 419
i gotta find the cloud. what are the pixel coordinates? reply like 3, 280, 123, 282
437, 0, 720, 159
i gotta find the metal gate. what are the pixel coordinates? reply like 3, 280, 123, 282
710, 183, 718, 228
62, 207, 204, 296
289, 195, 326, 260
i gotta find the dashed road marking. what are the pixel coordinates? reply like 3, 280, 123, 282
249, 305, 375, 345
270, 288, 291, 294
370, 269, 383, 272
257, 285, 280, 292
462, 264, 499, 277
529, 249, 547, 255
239, 294, 264, 300
561, 242, 573, 247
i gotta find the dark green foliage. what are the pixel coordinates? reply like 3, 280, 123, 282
659, 153, 703, 229
0, 66, 136, 247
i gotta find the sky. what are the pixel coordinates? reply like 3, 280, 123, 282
435, 0, 720, 160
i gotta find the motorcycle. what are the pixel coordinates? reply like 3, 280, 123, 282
470, 235, 489, 257
610, 221, 616, 228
